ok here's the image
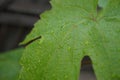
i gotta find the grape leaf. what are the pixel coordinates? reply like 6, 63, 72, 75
0, 48, 23, 80
20, 0, 120, 80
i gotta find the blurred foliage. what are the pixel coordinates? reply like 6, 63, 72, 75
0, 48, 23, 80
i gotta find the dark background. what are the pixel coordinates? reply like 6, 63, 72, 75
0, 0, 51, 52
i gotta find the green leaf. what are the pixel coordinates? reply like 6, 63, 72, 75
0, 49, 23, 80
98, 0, 109, 8
20, 0, 120, 80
